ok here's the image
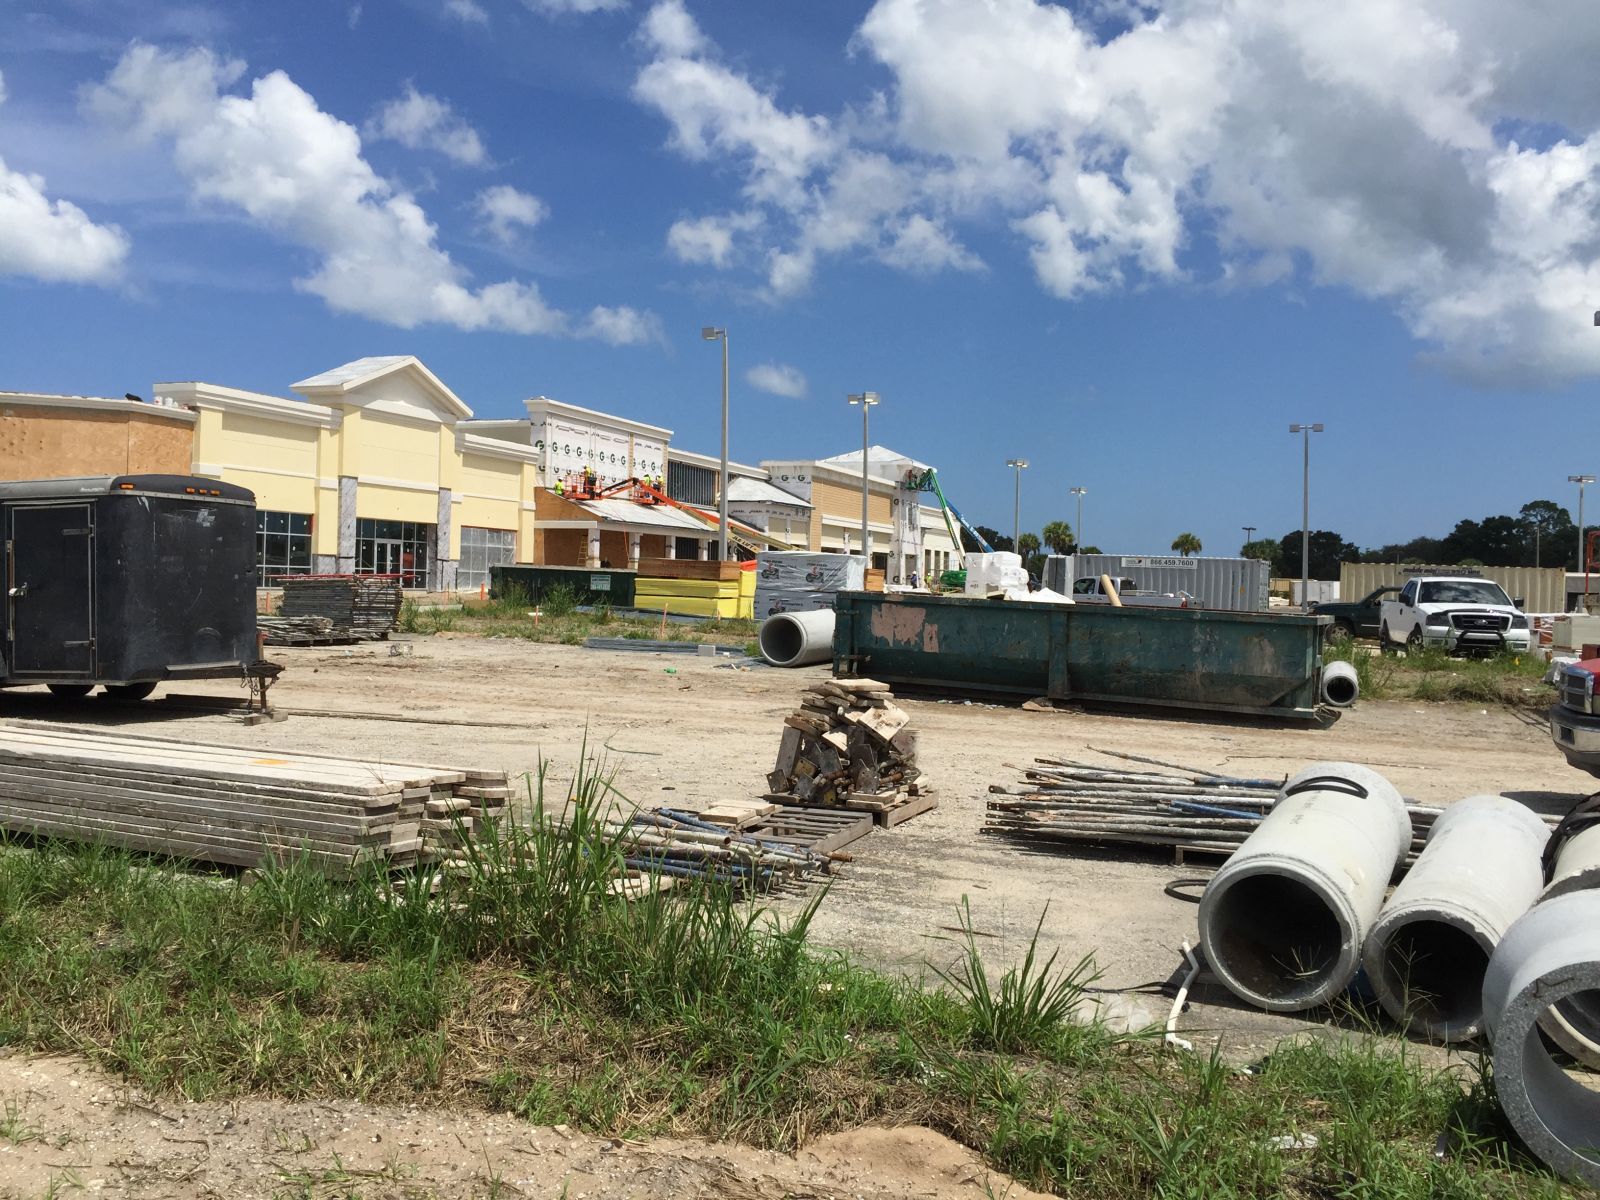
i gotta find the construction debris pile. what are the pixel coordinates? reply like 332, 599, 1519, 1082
266, 575, 403, 644
767, 680, 936, 827
984, 750, 1447, 864
0, 724, 506, 877
600, 806, 843, 895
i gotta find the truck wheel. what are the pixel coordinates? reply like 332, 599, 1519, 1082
45, 683, 92, 699
1406, 627, 1426, 654
1323, 622, 1354, 647
103, 682, 157, 701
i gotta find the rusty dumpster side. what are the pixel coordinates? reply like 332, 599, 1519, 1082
831, 591, 1325, 720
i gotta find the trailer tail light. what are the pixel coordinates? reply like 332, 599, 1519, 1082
118, 483, 135, 490
184, 487, 196, 493
210, 489, 221, 496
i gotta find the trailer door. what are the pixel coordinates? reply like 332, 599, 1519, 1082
6, 504, 94, 676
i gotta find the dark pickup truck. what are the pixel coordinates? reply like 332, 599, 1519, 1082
1307, 586, 1399, 644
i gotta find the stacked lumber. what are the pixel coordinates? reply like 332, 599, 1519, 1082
280, 576, 403, 639
0, 724, 507, 877
602, 806, 837, 894
257, 614, 360, 646
766, 680, 936, 826
983, 750, 1458, 865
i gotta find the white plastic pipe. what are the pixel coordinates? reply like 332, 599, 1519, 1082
1198, 762, 1410, 1012
759, 609, 835, 667
1320, 660, 1359, 707
1537, 824, 1600, 1068
1483, 890, 1600, 1188
1362, 795, 1547, 1042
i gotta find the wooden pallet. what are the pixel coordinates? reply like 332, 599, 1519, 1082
873, 790, 938, 828
743, 806, 875, 856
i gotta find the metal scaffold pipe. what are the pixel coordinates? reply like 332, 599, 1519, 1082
1197, 761, 1409, 1012
1362, 794, 1548, 1042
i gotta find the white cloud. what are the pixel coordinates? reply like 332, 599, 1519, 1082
366, 83, 488, 166
637, 0, 1600, 382
445, 0, 489, 23
665, 210, 759, 267
745, 362, 806, 399
0, 158, 130, 284
582, 305, 663, 345
524, 0, 628, 14
83, 43, 653, 343
0, 68, 8, 108
347, 4, 362, 29
475, 184, 548, 244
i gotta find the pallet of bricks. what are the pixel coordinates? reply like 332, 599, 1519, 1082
0, 723, 507, 878
765, 679, 936, 827
270, 574, 404, 644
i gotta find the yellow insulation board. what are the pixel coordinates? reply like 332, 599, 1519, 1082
636, 577, 740, 599
634, 593, 742, 618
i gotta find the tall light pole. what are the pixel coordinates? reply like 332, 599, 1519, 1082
848, 393, 879, 562
701, 326, 730, 559
1006, 459, 1029, 551
1242, 525, 1256, 545
1289, 423, 1324, 610
1571, 474, 1595, 571
1071, 486, 1087, 552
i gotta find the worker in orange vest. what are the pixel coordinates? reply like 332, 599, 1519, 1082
584, 464, 596, 496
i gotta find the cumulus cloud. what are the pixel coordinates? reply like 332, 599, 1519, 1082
745, 362, 806, 399
638, 0, 1600, 382
524, 0, 628, 14
0, 68, 7, 107
475, 184, 548, 243
445, 0, 489, 22
665, 210, 760, 267
366, 83, 488, 166
83, 42, 652, 343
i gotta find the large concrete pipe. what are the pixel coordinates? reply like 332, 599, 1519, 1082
759, 610, 836, 667
1198, 762, 1409, 1012
1361, 795, 1547, 1042
1538, 821, 1600, 1068
1320, 660, 1359, 707
1483, 891, 1600, 1188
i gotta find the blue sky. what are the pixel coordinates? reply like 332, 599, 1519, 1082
2, 0, 1599, 557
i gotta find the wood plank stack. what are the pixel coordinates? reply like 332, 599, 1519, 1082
0, 724, 507, 877
280, 576, 403, 639
765, 680, 936, 827
257, 614, 366, 646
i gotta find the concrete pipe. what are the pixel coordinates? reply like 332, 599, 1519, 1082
1483, 891, 1600, 1188
759, 610, 835, 668
1320, 660, 1359, 707
1198, 762, 1409, 1012
1538, 824, 1600, 1068
1361, 795, 1548, 1042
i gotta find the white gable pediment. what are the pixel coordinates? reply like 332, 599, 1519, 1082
292, 356, 471, 426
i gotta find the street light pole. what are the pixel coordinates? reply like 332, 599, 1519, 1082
1289, 423, 1324, 610
701, 326, 730, 559
1242, 525, 1256, 545
1571, 474, 1595, 571
1006, 459, 1029, 551
848, 393, 879, 562
1071, 486, 1087, 551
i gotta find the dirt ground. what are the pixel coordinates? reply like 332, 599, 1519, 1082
0, 635, 1584, 1197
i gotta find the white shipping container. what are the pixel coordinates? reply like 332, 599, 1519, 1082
1045, 554, 1272, 612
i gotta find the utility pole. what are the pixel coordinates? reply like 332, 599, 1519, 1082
1006, 459, 1029, 551
1071, 486, 1087, 551
1289, 424, 1324, 610
848, 393, 879, 562
1571, 474, 1595, 571
701, 327, 730, 559
1242, 525, 1256, 546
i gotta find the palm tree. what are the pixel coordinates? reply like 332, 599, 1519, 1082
1040, 520, 1074, 555
1171, 532, 1202, 557
1017, 532, 1041, 558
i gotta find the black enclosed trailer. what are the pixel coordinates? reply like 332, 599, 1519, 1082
2, 474, 273, 702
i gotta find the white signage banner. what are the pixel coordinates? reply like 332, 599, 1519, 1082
1122, 556, 1199, 570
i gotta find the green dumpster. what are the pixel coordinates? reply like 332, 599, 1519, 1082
491, 565, 636, 608
832, 592, 1325, 720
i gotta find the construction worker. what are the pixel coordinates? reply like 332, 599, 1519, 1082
584, 464, 596, 495
553, 477, 565, 497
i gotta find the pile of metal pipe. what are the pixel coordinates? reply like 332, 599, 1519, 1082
600, 806, 833, 894
1199, 763, 1412, 1012
1362, 794, 1548, 1042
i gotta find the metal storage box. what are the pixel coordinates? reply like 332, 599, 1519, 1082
2, 474, 258, 693
832, 591, 1324, 720
1045, 553, 1271, 612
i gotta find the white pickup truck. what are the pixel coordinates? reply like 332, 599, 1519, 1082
1070, 576, 1192, 608
1378, 576, 1531, 655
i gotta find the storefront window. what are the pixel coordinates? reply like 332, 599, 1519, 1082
355, 518, 432, 588
256, 511, 312, 581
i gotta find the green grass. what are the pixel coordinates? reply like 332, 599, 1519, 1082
1324, 643, 1552, 709
0, 761, 1576, 1197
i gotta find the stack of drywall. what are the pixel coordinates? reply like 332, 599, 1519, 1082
754, 552, 866, 618
635, 559, 746, 618
0, 723, 508, 877
964, 552, 1028, 596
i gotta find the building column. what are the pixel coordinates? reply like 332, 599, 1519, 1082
337, 476, 357, 573
434, 487, 457, 592
587, 526, 602, 569
628, 532, 642, 569
698, 538, 710, 561
664, 538, 676, 560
